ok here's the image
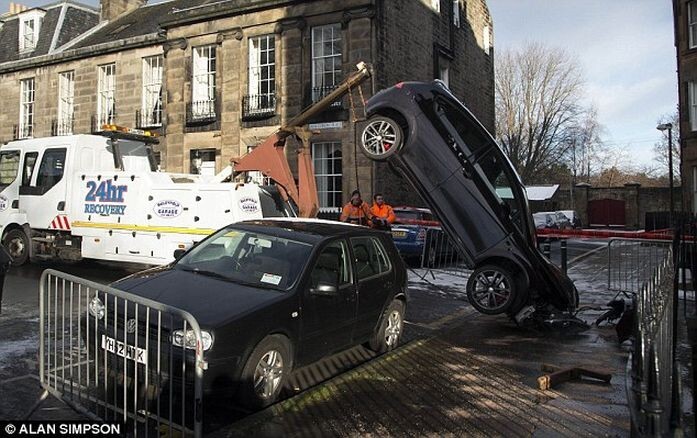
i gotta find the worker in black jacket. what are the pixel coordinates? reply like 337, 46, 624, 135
0, 245, 11, 314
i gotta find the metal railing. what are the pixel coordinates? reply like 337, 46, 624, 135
136, 108, 163, 129
311, 86, 343, 108
415, 228, 470, 279
627, 249, 678, 437
242, 94, 276, 119
52, 118, 74, 136
186, 100, 217, 124
36, 269, 204, 437
608, 238, 672, 293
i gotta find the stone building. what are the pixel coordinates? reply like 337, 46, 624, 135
673, 0, 697, 213
0, 0, 494, 214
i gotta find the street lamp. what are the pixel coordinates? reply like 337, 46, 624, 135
657, 123, 674, 226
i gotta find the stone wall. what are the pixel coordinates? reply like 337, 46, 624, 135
535, 184, 683, 230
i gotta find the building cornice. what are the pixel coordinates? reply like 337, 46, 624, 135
0, 33, 163, 74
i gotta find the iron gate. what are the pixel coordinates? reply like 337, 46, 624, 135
37, 269, 205, 437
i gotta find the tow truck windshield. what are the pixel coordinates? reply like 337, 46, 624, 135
0, 151, 19, 189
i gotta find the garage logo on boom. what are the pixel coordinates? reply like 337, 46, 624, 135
84, 179, 128, 216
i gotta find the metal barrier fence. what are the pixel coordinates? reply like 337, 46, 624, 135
36, 269, 205, 437
419, 228, 470, 276
627, 249, 678, 437
607, 238, 672, 293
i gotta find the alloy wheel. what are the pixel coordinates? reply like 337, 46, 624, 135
385, 310, 402, 347
362, 119, 399, 157
253, 349, 284, 399
471, 270, 512, 312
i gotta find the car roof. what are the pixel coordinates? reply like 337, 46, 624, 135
233, 218, 383, 244
394, 206, 432, 213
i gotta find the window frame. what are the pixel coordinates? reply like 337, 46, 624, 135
311, 141, 343, 213
0, 150, 21, 188
21, 152, 39, 187
141, 55, 163, 127
247, 35, 276, 114
97, 63, 116, 127
690, 82, 697, 132
690, 1, 697, 49
57, 71, 75, 135
19, 77, 35, 139
35, 148, 67, 190
453, 0, 460, 27
350, 236, 393, 282
191, 45, 217, 119
311, 23, 343, 102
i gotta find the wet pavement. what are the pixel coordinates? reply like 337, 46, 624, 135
0, 240, 634, 436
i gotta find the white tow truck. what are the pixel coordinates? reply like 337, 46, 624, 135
0, 62, 374, 267
0, 126, 294, 266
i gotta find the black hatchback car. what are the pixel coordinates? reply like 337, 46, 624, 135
359, 81, 578, 320
108, 219, 407, 408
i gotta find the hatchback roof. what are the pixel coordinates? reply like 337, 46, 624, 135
233, 219, 382, 244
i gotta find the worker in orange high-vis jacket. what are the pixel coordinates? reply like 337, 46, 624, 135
370, 193, 396, 230
340, 190, 373, 226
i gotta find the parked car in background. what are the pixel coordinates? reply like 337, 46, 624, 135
558, 210, 581, 228
533, 212, 557, 229
89, 219, 408, 409
359, 80, 579, 319
390, 207, 441, 261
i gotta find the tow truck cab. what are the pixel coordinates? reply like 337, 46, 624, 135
0, 130, 293, 266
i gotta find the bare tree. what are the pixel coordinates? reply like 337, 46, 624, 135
495, 43, 585, 184
652, 112, 681, 183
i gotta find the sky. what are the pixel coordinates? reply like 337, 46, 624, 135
488, 0, 678, 169
1, 0, 678, 168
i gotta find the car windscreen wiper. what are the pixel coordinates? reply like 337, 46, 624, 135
178, 266, 233, 282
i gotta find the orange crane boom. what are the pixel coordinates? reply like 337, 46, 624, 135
231, 62, 373, 217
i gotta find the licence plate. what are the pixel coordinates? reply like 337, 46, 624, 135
391, 230, 407, 238
101, 335, 147, 365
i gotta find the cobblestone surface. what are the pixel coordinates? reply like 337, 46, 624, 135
213, 246, 632, 437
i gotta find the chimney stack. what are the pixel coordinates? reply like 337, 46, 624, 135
9, 3, 29, 15
100, 0, 146, 22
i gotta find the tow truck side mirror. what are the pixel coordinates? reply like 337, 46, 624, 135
173, 249, 186, 260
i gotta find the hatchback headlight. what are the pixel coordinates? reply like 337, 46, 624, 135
172, 329, 213, 351
89, 296, 105, 320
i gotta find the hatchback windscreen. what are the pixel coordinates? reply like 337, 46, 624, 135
176, 228, 313, 290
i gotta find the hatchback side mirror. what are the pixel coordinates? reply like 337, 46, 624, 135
173, 249, 186, 260
310, 283, 338, 297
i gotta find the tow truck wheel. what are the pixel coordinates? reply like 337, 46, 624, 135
360, 116, 404, 160
466, 264, 518, 315
3, 229, 29, 266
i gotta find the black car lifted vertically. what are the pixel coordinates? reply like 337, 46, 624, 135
108, 219, 408, 408
359, 81, 580, 326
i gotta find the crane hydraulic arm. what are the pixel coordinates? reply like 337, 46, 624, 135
231, 62, 373, 218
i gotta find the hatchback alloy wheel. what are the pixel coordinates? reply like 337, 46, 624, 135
385, 310, 402, 347
466, 264, 518, 315
253, 349, 284, 399
360, 116, 404, 160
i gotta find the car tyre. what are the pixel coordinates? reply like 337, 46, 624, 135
3, 228, 29, 266
239, 335, 291, 410
466, 264, 519, 315
369, 299, 405, 354
360, 116, 404, 161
